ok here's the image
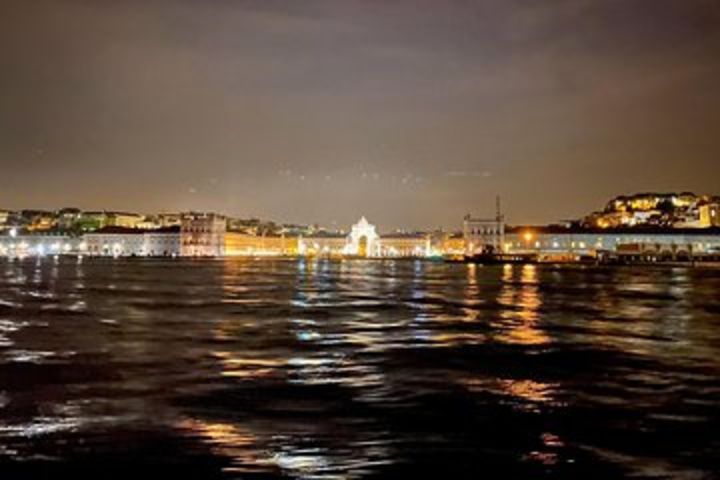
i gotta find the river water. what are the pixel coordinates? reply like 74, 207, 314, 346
0, 258, 718, 479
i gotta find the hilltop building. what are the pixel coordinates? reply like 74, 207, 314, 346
0, 210, 10, 232
76, 211, 145, 231
584, 192, 718, 229
700, 203, 720, 227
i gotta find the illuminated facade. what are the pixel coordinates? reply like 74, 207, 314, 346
180, 212, 226, 257
158, 213, 182, 227
83, 227, 180, 257
344, 217, 380, 257
444, 233, 467, 256
77, 211, 145, 230
84, 230, 145, 256
298, 217, 431, 258
700, 203, 720, 227
378, 234, 430, 257
0, 233, 76, 257
57, 208, 82, 230
297, 234, 347, 257
106, 212, 144, 228
463, 215, 505, 255
22, 210, 57, 231
606, 192, 698, 212
586, 192, 720, 229
225, 232, 297, 256
144, 230, 182, 256
503, 230, 720, 258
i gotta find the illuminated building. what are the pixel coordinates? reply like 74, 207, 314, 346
297, 217, 431, 258
83, 227, 146, 256
343, 217, 380, 257
180, 212, 226, 257
0, 232, 76, 257
225, 232, 297, 256
587, 192, 715, 229
0, 210, 10, 232
144, 229, 182, 256
56, 207, 82, 230
378, 233, 430, 257
83, 226, 181, 257
440, 232, 466, 256
297, 233, 348, 257
503, 227, 720, 259
20, 210, 57, 231
106, 212, 144, 228
463, 198, 505, 255
76, 211, 106, 231
700, 203, 720, 227
607, 192, 698, 212
76, 211, 144, 231
158, 213, 182, 227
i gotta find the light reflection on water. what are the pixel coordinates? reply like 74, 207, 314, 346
0, 258, 719, 479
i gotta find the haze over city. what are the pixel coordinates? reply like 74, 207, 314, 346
2, 0, 719, 229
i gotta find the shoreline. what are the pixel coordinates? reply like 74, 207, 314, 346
1, 254, 719, 268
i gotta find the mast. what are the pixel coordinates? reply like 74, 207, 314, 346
495, 195, 504, 252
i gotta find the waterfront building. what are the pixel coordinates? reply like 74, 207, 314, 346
225, 232, 297, 256
463, 199, 505, 255
83, 226, 180, 257
379, 233, 430, 257
180, 212, 226, 257
0, 232, 76, 257
83, 227, 146, 256
504, 226, 720, 259
298, 232, 348, 257
343, 216, 381, 257
464, 215, 504, 255
439, 232, 466, 256
144, 229, 182, 256
298, 217, 431, 258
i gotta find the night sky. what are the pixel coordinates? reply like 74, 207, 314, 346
2, 0, 719, 230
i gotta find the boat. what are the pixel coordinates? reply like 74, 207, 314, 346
463, 252, 538, 265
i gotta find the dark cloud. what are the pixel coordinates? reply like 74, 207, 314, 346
1, 0, 719, 228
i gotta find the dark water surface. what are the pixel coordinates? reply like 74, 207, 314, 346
1, 258, 719, 479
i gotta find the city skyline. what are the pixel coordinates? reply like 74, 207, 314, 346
2, 190, 719, 238
2, 1, 720, 229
